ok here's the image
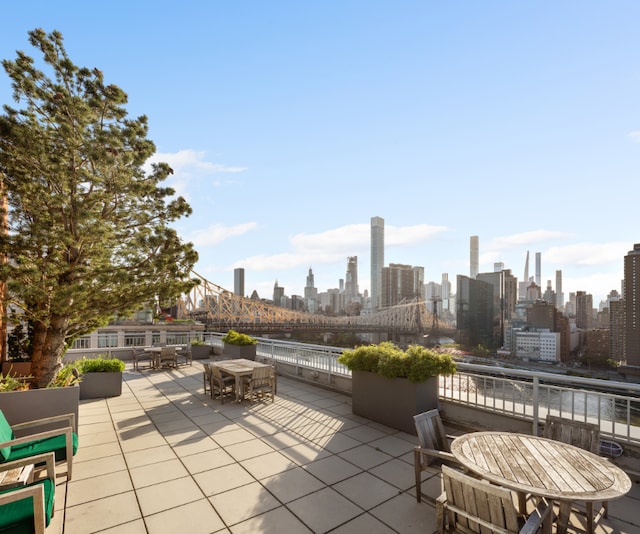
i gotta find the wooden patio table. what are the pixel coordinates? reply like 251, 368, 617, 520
451, 431, 631, 534
211, 359, 271, 402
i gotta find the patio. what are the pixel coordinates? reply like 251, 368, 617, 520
45, 363, 640, 533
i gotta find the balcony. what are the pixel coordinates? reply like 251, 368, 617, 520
43, 361, 639, 533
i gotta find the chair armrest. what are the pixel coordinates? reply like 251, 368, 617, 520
0, 452, 56, 481
520, 497, 553, 534
11, 413, 75, 432
414, 446, 460, 464
0, 426, 73, 449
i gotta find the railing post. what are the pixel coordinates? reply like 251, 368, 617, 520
532, 376, 539, 436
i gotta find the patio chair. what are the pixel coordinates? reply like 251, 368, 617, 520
0, 409, 77, 480
543, 414, 607, 527
413, 409, 460, 502
203, 363, 213, 395
177, 345, 192, 366
132, 348, 154, 371
158, 346, 178, 368
437, 465, 553, 534
210, 365, 236, 404
0, 452, 56, 534
242, 366, 275, 403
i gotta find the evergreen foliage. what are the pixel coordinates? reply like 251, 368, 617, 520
221, 330, 257, 346
338, 342, 456, 383
0, 29, 199, 386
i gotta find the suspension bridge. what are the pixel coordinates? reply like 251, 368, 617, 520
174, 271, 456, 342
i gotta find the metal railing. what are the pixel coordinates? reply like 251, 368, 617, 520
68, 332, 640, 446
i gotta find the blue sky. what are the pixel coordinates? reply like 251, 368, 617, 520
2, 2, 640, 305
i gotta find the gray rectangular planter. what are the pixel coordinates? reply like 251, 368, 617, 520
351, 371, 439, 435
79, 372, 123, 399
0, 384, 79, 432
190, 345, 212, 360
223, 344, 257, 360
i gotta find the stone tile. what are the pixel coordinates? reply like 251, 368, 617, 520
342, 425, 390, 444
193, 463, 255, 495
333, 472, 401, 510
223, 438, 276, 461
338, 444, 393, 470
136, 477, 205, 516
311, 432, 362, 454
211, 427, 256, 447
64, 491, 142, 534
368, 458, 416, 491
278, 441, 332, 466
72, 454, 128, 481
171, 436, 219, 457
209, 481, 281, 526
98, 519, 147, 534
144, 498, 226, 534
369, 493, 436, 534
119, 432, 167, 452
66, 470, 134, 506
73, 440, 122, 463
260, 467, 325, 503
130, 458, 190, 488
330, 513, 397, 533
287, 487, 363, 533
124, 444, 177, 468
368, 434, 416, 457
180, 447, 236, 474
230, 506, 313, 534
79, 429, 118, 447
240, 451, 297, 480
303, 455, 362, 485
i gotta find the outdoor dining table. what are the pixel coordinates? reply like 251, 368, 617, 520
450, 431, 632, 534
209, 359, 272, 402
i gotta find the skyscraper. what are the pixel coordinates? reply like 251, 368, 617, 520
470, 236, 479, 279
344, 256, 359, 301
519, 251, 530, 300
370, 216, 384, 309
555, 270, 564, 309
535, 252, 541, 288
624, 244, 640, 366
233, 268, 244, 297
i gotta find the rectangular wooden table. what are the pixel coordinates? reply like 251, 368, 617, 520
211, 359, 271, 402
451, 431, 632, 534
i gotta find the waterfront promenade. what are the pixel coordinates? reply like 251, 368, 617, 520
47, 362, 640, 533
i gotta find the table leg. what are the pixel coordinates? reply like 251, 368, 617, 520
557, 501, 571, 534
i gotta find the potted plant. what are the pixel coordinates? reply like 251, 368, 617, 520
338, 342, 456, 435
74, 356, 125, 399
190, 338, 212, 360
221, 330, 258, 360
0, 364, 81, 432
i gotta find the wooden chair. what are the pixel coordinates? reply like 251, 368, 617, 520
177, 345, 192, 366
158, 346, 178, 368
0, 410, 77, 480
203, 363, 213, 395
543, 414, 607, 529
0, 453, 56, 534
132, 348, 154, 371
413, 409, 461, 502
242, 366, 275, 403
437, 465, 553, 534
210, 365, 236, 404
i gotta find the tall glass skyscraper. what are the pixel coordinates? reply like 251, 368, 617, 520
370, 216, 384, 309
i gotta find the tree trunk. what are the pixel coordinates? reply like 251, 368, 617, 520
30, 317, 68, 388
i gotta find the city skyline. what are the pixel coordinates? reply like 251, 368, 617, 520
2, 3, 639, 304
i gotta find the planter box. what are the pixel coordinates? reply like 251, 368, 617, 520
79, 372, 123, 399
191, 345, 212, 360
0, 384, 79, 432
223, 344, 256, 361
351, 371, 439, 435
1, 361, 32, 377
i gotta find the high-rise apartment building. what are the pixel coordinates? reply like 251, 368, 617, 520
518, 251, 530, 300
470, 236, 479, 279
555, 270, 564, 309
624, 243, 640, 366
344, 256, 359, 301
535, 252, 541, 288
381, 263, 421, 308
456, 274, 494, 349
575, 291, 593, 330
304, 267, 318, 313
370, 216, 384, 309
233, 268, 245, 297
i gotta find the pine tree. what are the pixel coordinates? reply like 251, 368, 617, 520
0, 29, 199, 387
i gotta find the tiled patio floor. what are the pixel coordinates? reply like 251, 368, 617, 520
46, 362, 640, 533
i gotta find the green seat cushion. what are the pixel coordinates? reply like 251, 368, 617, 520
0, 411, 15, 462
0, 478, 55, 534
7, 432, 78, 463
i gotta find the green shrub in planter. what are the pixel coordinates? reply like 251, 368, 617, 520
221, 330, 257, 346
75, 356, 125, 373
338, 342, 456, 383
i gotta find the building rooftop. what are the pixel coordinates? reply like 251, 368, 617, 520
48, 363, 640, 533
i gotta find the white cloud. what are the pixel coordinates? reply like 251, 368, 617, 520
544, 242, 629, 266
191, 222, 257, 247
487, 230, 571, 251
628, 131, 640, 143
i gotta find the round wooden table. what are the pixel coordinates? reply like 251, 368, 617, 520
451, 431, 632, 534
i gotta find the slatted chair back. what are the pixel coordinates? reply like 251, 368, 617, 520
159, 346, 177, 368
543, 415, 600, 453
210, 365, 235, 403
439, 465, 525, 534
202, 363, 212, 394
244, 366, 275, 402
414, 409, 451, 455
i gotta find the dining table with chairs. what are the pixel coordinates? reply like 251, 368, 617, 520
450, 431, 632, 534
202, 359, 274, 402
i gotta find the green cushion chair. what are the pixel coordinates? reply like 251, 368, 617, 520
0, 410, 78, 480
0, 452, 56, 534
